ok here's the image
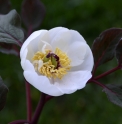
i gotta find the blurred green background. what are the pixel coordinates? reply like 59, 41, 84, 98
0, 0, 122, 123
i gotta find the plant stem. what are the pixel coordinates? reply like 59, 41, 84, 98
45, 95, 53, 103
31, 93, 46, 124
92, 64, 98, 77
94, 65, 121, 80
25, 80, 32, 121
91, 79, 117, 94
90, 79, 108, 88
25, 26, 33, 121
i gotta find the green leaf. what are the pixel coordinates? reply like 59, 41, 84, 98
21, 0, 46, 30
103, 84, 122, 108
0, 0, 11, 14
0, 77, 8, 111
0, 9, 24, 47
115, 39, 122, 64
92, 28, 122, 66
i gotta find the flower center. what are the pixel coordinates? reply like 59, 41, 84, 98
32, 48, 71, 79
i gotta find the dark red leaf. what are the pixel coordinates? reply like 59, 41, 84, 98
92, 28, 122, 67
0, 10, 24, 47
0, 43, 19, 56
103, 84, 122, 108
21, 0, 46, 30
116, 39, 122, 64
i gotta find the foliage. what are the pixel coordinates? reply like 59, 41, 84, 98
0, 0, 122, 124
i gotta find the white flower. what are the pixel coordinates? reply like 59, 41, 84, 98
20, 27, 94, 96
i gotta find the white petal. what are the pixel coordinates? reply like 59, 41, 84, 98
24, 71, 63, 96
67, 42, 87, 66
26, 44, 35, 61
20, 30, 48, 58
70, 30, 86, 43
23, 60, 35, 71
28, 31, 51, 54
54, 71, 92, 94
38, 32, 51, 51
49, 27, 68, 40
21, 48, 28, 70
70, 44, 94, 71
51, 30, 71, 52
41, 41, 52, 53
21, 46, 35, 71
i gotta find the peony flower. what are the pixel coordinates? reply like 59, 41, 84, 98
20, 27, 94, 96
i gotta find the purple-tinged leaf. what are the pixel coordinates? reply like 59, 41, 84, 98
92, 28, 122, 67
115, 39, 122, 64
0, 43, 19, 56
103, 84, 122, 108
0, 10, 24, 47
0, 0, 11, 14
21, 0, 46, 30
0, 77, 8, 111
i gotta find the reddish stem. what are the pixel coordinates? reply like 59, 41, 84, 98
94, 65, 121, 80
90, 79, 108, 88
92, 64, 98, 77
91, 79, 117, 94
45, 95, 53, 103
25, 80, 32, 121
25, 26, 33, 121
31, 93, 46, 124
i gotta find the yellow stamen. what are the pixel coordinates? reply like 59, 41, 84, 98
32, 48, 71, 79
